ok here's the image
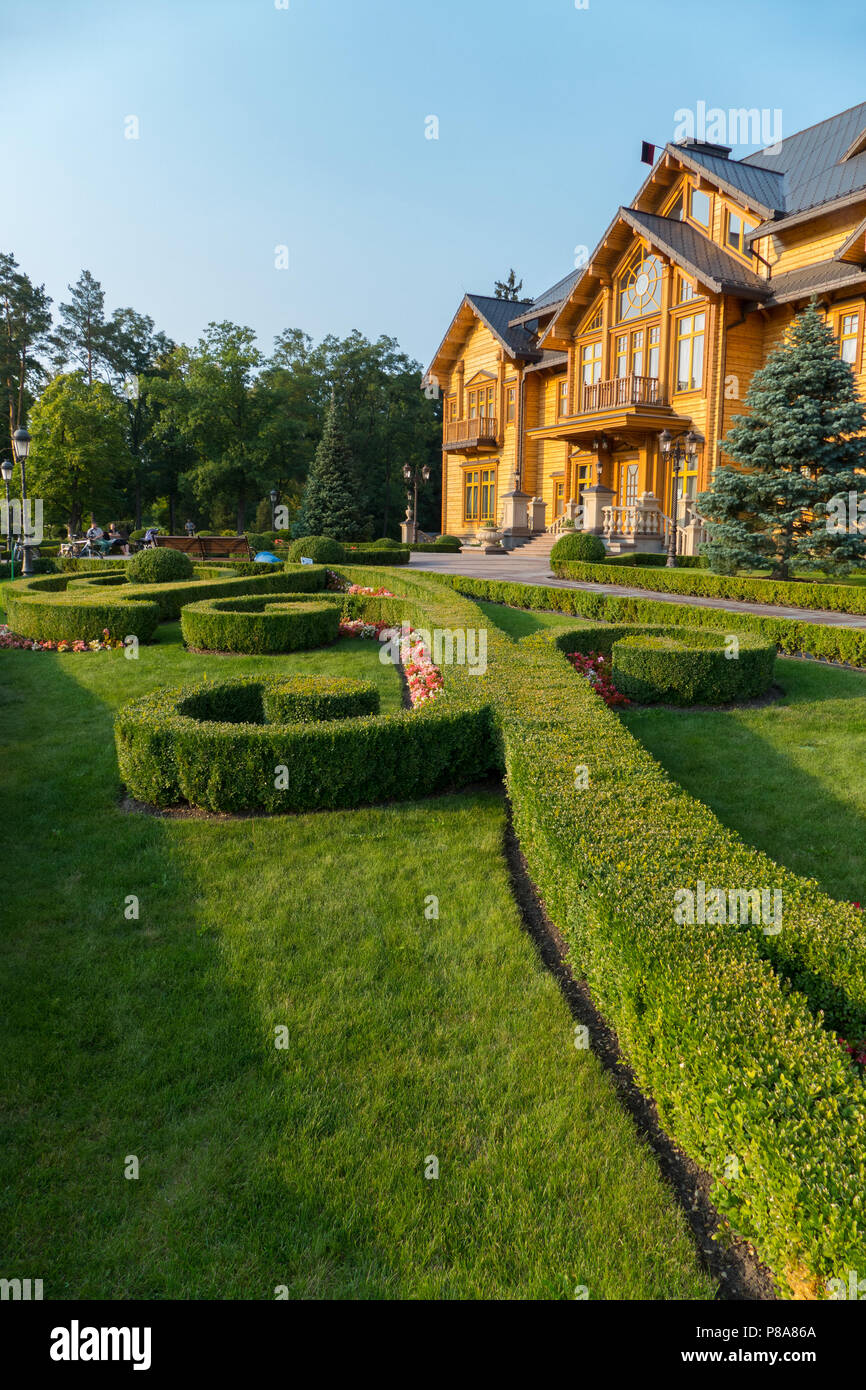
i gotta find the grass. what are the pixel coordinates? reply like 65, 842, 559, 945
476, 600, 583, 642
622, 657, 866, 905
0, 617, 712, 1300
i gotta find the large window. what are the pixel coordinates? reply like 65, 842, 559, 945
464, 467, 496, 522
506, 384, 516, 422
726, 208, 757, 256
618, 245, 664, 322
467, 385, 495, 419
479, 467, 496, 522
675, 312, 706, 391
647, 325, 660, 379
464, 470, 479, 521
677, 274, 697, 304
838, 311, 861, 368
581, 339, 602, 384
688, 186, 711, 230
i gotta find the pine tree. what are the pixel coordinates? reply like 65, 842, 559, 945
700, 300, 866, 578
53, 270, 108, 384
494, 269, 525, 301
292, 396, 362, 539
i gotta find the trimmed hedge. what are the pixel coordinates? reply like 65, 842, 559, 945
4, 573, 161, 644
604, 626, 776, 705
126, 548, 194, 584
181, 594, 341, 653
551, 555, 866, 615
287, 535, 346, 564
342, 546, 410, 565
428, 571, 866, 668
411, 539, 462, 553
114, 672, 496, 814
550, 531, 606, 564
4, 565, 329, 641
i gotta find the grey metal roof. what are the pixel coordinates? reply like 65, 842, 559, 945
763, 257, 866, 305
621, 208, 768, 298
465, 294, 542, 359
668, 143, 785, 217
742, 101, 866, 217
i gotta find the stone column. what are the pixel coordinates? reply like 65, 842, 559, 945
581, 484, 615, 535
530, 497, 547, 533
500, 488, 531, 537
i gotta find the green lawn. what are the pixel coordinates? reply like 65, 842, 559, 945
0, 619, 712, 1300
476, 600, 583, 642
622, 658, 866, 905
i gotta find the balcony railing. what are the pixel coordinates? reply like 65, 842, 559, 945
443, 416, 499, 450
581, 375, 665, 413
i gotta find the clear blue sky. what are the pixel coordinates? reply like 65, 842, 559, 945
3, 0, 864, 368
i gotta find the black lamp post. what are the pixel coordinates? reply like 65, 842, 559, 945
13, 427, 33, 577
660, 428, 698, 568
402, 463, 431, 542
1, 458, 13, 578
269, 488, 279, 531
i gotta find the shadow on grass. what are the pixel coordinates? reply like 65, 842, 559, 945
623, 662, 866, 906
0, 651, 393, 1299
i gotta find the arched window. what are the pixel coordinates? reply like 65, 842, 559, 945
618, 246, 663, 322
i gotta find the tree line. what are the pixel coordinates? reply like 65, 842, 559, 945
0, 255, 442, 538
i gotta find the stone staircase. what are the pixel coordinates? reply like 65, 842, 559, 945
503, 531, 560, 558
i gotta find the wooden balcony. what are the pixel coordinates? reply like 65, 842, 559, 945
581, 375, 666, 414
443, 416, 499, 451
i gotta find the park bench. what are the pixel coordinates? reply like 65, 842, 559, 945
154, 535, 253, 561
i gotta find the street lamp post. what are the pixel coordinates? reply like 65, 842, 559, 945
1, 459, 13, 579
13, 427, 33, 577
269, 488, 279, 531
660, 428, 698, 568
402, 463, 431, 543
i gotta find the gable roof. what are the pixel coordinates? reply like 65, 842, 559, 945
620, 208, 768, 298
742, 101, 866, 223
667, 143, 784, 218
464, 294, 541, 357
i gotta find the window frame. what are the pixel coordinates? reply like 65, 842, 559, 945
687, 183, 712, 232
674, 310, 706, 394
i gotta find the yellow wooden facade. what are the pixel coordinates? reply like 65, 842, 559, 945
427, 106, 866, 545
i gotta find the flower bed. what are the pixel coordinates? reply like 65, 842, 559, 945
565, 651, 629, 707
0, 624, 123, 653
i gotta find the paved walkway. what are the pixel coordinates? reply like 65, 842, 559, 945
408, 551, 866, 629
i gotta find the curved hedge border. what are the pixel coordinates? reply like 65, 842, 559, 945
3, 564, 328, 641
603, 626, 776, 705
115, 671, 495, 814
551, 556, 866, 616
175, 674, 380, 725
181, 594, 340, 653
362, 568, 866, 1292
429, 571, 866, 668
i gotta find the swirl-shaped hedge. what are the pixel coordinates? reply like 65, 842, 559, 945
115, 672, 495, 813
560, 624, 776, 704
3, 564, 328, 643
181, 594, 341, 653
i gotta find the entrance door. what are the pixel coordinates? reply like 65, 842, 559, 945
554, 480, 565, 517
620, 462, 639, 507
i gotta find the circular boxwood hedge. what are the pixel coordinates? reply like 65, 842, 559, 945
286, 535, 346, 564
4, 564, 328, 642
181, 594, 341, 653
114, 673, 494, 813
549, 531, 607, 564
126, 547, 195, 584
604, 625, 776, 705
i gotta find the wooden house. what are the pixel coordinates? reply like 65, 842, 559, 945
426, 103, 866, 554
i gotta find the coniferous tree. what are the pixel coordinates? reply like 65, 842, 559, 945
700, 300, 866, 577
293, 395, 363, 539
52, 270, 108, 384
494, 269, 525, 301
